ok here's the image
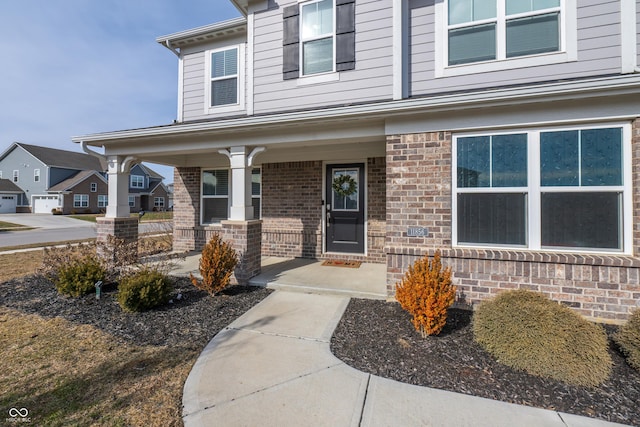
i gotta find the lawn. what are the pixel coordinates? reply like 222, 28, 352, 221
0, 220, 31, 231
69, 212, 173, 223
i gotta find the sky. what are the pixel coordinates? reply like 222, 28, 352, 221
0, 0, 241, 183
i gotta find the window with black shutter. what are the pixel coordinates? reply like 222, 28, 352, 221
282, 0, 355, 80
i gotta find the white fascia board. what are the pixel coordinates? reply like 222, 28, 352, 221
156, 17, 247, 47
73, 74, 640, 145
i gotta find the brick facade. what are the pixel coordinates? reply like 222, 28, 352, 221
173, 167, 202, 252
220, 220, 262, 284
386, 122, 640, 323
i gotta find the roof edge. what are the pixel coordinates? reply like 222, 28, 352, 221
156, 17, 246, 49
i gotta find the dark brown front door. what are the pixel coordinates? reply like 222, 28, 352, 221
325, 163, 365, 254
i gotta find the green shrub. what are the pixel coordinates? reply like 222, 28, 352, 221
614, 309, 640, 372
395, 250, 456, 337
117, 268, 173, 312
55, 256, 106, 297
190, 234, 238, 296
472, 289, 612, 387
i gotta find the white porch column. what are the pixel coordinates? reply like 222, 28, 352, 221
228, 146, 254, 221
106, 155, 134, 218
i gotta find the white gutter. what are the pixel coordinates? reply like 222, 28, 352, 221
80, 141, 107, 160
155, 17, 247, 48
73, 74, 640, 144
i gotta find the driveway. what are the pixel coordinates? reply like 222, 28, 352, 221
0, 214, 95, 229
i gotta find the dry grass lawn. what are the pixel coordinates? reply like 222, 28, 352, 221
0, 239, 196, 426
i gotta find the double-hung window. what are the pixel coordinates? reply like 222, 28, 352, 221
74, 194, 89, 208
98, 195, 108, 208
453, 124, 631, 253
252, 168, 261, 219
436, 0, 576, 76
13, 170, 18, 183
301, 0, 334, 76
154, 197, 165, 208
128, 196, 136, 208
131, 175, 144, 189
202, 170, 229, 224
34, 169, 40, 182
205, 45, 244, 113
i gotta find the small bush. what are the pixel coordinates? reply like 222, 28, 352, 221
54, 256, 106, 297
395, 250, 456, 337
190, 234, 238, 296
117, 268, 172, 312
614, 309, 640, 372
473, 290, 612, 387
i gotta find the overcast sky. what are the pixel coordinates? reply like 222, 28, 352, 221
0, 0, 241, 183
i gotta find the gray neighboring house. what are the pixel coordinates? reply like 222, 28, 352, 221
0, 179, 23, 213
0, 142, 106, 213
127, 163, 170, 213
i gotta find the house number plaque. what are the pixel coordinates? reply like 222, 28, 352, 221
407, 227, 429, 237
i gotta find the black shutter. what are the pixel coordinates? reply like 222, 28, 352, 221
336, 0, 356, 71
282, 5, 300, 80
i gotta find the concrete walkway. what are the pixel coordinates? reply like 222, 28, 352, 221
182, 291, 630, 427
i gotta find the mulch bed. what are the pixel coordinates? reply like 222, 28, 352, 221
330, 299, 640, 426
0, 275, 272, 349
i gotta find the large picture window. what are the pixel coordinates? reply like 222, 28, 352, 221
454, 125, 630, 253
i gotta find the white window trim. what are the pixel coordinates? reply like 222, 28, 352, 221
452, 122, 632, 254
128, 196, 136, 207
204, 44, 246, 114
252, 167, 262, 219
201, 169, 231, 225
13, 170, 18, 183
299, 0, 337, 78
98, 195, 108, 208
73, 194, 89, 208
130, 175, 145, 188
90, 182, 97, 192
435, 0, 577, 78
154, 197, 165, 207
34, 169, 40, 182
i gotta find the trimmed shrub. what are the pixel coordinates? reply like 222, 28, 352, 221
395, 250, 456, 337
614, 309, 640, 372
190, 234, 238, 296
117, 268, 172, 312
54, 256, 106, 297
473, 290, 612, 387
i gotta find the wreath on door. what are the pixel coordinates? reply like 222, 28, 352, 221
332, 174, 357, 197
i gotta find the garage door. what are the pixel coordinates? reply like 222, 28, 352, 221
33, 196, 59, 214
0, 195, 16, 213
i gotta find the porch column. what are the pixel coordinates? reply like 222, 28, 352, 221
219, 146, 264, 284
97, 156, 138, 250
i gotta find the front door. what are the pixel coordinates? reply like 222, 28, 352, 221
325, 163, 365, 254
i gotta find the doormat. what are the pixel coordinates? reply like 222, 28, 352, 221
321, 259, 362, 268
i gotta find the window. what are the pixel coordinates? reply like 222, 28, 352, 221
13, 170, 18, 183
154, 197, 165, 208
436, 0, 576, 76
98, 195, 108, 208
453, 124, 631, 253
202, 170, 229, 224
130, 175, 144, 188
282, 0, 355, 80
90, 182, 97, 192
129, 196, 135, 207
73, 194, 89, 208
205, 45, 245, 113
252, 168, 261, 219
34, 169, 40, 182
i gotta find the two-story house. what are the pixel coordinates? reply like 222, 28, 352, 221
127, 163, 170, 213
0, 142, 107, 213
74, 0, 640, 321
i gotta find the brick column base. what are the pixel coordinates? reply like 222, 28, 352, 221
220, 220, 262, 285
96, 217, 139, 261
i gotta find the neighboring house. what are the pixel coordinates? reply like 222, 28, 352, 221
166, 183, 174, 209
0, 179, 23, 213
75, 0, 640, 321
0, 142, 106, 213
127, 163, 169, 212
47, 170, 109, 214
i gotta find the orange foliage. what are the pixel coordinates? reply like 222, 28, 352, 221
395, 250, 456, 337
190, 234, 238, 296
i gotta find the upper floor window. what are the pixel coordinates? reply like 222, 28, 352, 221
130, 175, 144, 188
282, 0, 355, 80
205, 45, 245, 113
453, 124, 631, 253
13, 170, 18, 183
435, 0, 576, 77
34, 169, 40, 182
90, 182, 97, 192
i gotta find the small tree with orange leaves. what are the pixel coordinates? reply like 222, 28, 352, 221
190, 234, 238, 296
395, 250, 456, 337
